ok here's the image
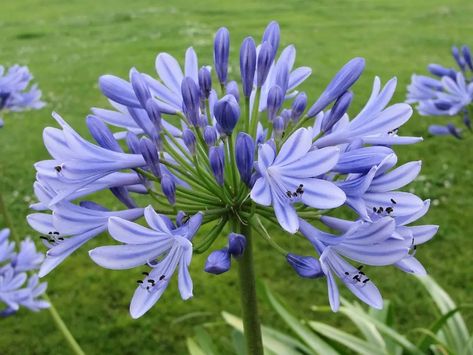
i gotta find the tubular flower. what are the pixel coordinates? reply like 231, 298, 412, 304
407, 44, 473, 138
29, 21, 434, 317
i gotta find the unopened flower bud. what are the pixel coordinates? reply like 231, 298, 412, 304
204, 248, 231, 274
130, 68, 151, 107
228, 233, 246, 258
214, 27, 230, 85
291, 92, 307, 122
139, 137, 161, 179
272, 116, 285, 137
256, 42, 274, 87
267, 85, 284, 121
235, 132, 255, 186
86, 115, 122, 152
452, 46, 465, 70
198, 67, 212, 99
209, 145, 225, 185
181, 77, 200, 126
226, 81, 240, 103
262, 21, 280, 59
204, 125, 218, 146
462, 45, 473, 71
214, 95, 240, 135
145, 98, 162, 129
240, 37, 257, 97
182, 128, 196, 155
286, 254, 323, 278
307, 57, 364, 117
321, 91, 353, 132
161, 174, 176, 205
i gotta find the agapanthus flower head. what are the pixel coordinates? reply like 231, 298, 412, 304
0, 228, 49, 316
407, 44, 473, 137
30, 21, 434, 318
0, 64, 45, 126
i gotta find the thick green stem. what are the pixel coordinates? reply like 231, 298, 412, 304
236, 222, 264, 355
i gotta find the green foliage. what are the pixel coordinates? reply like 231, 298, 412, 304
188, 276, 472, 355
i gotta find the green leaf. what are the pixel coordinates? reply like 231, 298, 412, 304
193, 326, 219, 355
417, 308, 461, 352
416, 275, 470, 353
263, 284, 339, 355
413, 328, 454, 354
186, 337, 207, 355
336, 302, 422, 355
222, 312, 304, 355
308, 321, 387, 355
231, 330, 246, 355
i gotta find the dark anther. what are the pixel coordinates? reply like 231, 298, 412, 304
40, 236, 48, 241
292, 192, 297, 197
48, 232, 53, 235
159, 275, 166, 281
362, 278, 370, 284
58, 237, 64, 241
147, 279, 155, 284
344, 272, 349, 275
390, 198, 397, 204
136, 280, 143, 284
377, 207, 384, 213
53, 231, 60, 235
386, 207, 393, 214
54, 165, 62, 173
372, 207, 377, 212
286, 191, 292, 198
142, 272, 149, 276
353, 275, 362, 282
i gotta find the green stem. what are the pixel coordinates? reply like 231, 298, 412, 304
0, 193, 19, 243
236, 221, 264, 355
44, 294, 85, 355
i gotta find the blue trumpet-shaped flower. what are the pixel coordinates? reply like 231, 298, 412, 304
89, 206, 202, 318
251, 128, 345, 233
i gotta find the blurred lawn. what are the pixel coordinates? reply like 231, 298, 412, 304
1, 0, 473, 353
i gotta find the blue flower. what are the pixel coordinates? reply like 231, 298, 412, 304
0, 64, 45, 126
0, 229, 49, 316
89, 206, 202, 318
251, 128, 345, 233
299, 217, 410, 311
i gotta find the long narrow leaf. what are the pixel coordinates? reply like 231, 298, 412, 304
417, 308, 461, 352
416, 276, 470, 353
308, 321, 387, 355
263, 284, 339, 355
187, 338, 208, 355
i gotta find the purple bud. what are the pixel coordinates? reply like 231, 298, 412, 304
176, 211, 187, 227
214, 95, 240, 135
428, 124, 461, 139
256, 42, 274, 87
182, 128, 196, 155
209, 145, 225, 185
286, 254, 323, 278
266, 85, 284, 121
226, 81, 240, 103
86, 115, 122, 152
321, 91, 353, 132
428, 64, 456, 79
291, 92, 307, 122
205, 248, 231, 275
307, 57, 365, 117
235, 132, 254, 186
198, 67, 212, 99
462, 45, 473, 71
228, 233, 246, 258
204, 125, 218, 146
452, 46, 466, 70
161, 174, 176, 205
126, 132, 140, 154
214, 27, 230, 85
99, 75, 139, 108
139, 137, 161, 178
262, 21, 280, 59
272, 116, 285, 137
130, 69, 151, 107
110, 186, 137, 209
280, 109, 292, 125
240, 37, 257, 97
145, 98, 162, 129
128, 107, 158, 142
434, 100, 452, 111
181, 77, 201, 126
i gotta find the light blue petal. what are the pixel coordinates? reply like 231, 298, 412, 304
155, 53, 184, 94
369, 161, 422, 192
250, 177, 272, 206
274, 128, 312, 165
278, 146, 340, 178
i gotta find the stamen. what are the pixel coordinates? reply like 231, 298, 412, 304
390, 198, 397, 204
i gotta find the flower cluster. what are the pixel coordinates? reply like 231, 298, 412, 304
407, 45, 473, 138
0, 64, 45, 127
0, 228, 49, 316
29, 21, 436, 317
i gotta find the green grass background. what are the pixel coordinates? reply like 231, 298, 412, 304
1, 0, 473, 353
